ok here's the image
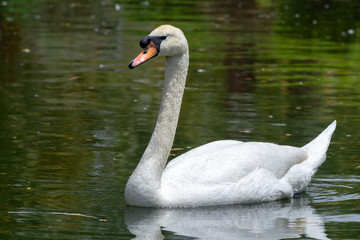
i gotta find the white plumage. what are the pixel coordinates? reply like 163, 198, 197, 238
125, 25, 336, 207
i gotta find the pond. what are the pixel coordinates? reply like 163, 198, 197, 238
0, 0, 359, 239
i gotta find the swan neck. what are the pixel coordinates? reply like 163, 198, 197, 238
150, 54, 189, 168
125, 50, 189, 206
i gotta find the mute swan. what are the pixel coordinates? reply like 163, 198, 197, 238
125, 25, 336, 207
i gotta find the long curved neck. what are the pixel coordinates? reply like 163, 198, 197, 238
125, 50, 189, 206
142, 54, 189, 181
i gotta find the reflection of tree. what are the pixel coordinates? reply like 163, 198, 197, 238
277, 0, 360, 42
192, 0, 357, 148
0, 0, 133, 216
0, 14, 22, 81
224, 42, 256, 94
207, 0, 263, 94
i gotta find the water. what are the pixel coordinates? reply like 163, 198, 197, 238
1, 0, 360, 239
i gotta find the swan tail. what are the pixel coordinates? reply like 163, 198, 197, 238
301, 120, 336, 170
283, 121, 336, 193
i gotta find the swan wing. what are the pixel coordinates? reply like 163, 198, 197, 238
163, 140, 308, 186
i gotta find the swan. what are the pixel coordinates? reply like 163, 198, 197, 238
125, 25, 336, 207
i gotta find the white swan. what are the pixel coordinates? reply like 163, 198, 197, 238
125, 25, 336, 208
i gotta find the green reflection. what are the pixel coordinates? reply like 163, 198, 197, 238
1, 0, 360, 239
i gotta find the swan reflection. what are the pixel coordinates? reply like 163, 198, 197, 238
125, 197, 329, 240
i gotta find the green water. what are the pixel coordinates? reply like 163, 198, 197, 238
1, 0, 359, 239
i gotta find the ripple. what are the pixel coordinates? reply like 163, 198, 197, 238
325, 214, 360, 223
8, 210, 99, 219
308, 175, 360, 203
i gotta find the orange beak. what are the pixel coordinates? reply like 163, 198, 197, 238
129, 41, 159, 69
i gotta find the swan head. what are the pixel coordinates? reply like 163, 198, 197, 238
129, 25, 188, 69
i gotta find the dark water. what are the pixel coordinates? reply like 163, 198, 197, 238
1, 0, 360, 239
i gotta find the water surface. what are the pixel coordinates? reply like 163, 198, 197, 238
1, 0, 360, 239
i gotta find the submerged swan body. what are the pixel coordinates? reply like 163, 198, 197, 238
125, 25, 336, 207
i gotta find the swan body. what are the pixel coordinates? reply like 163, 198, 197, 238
125, 25, 336, 207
